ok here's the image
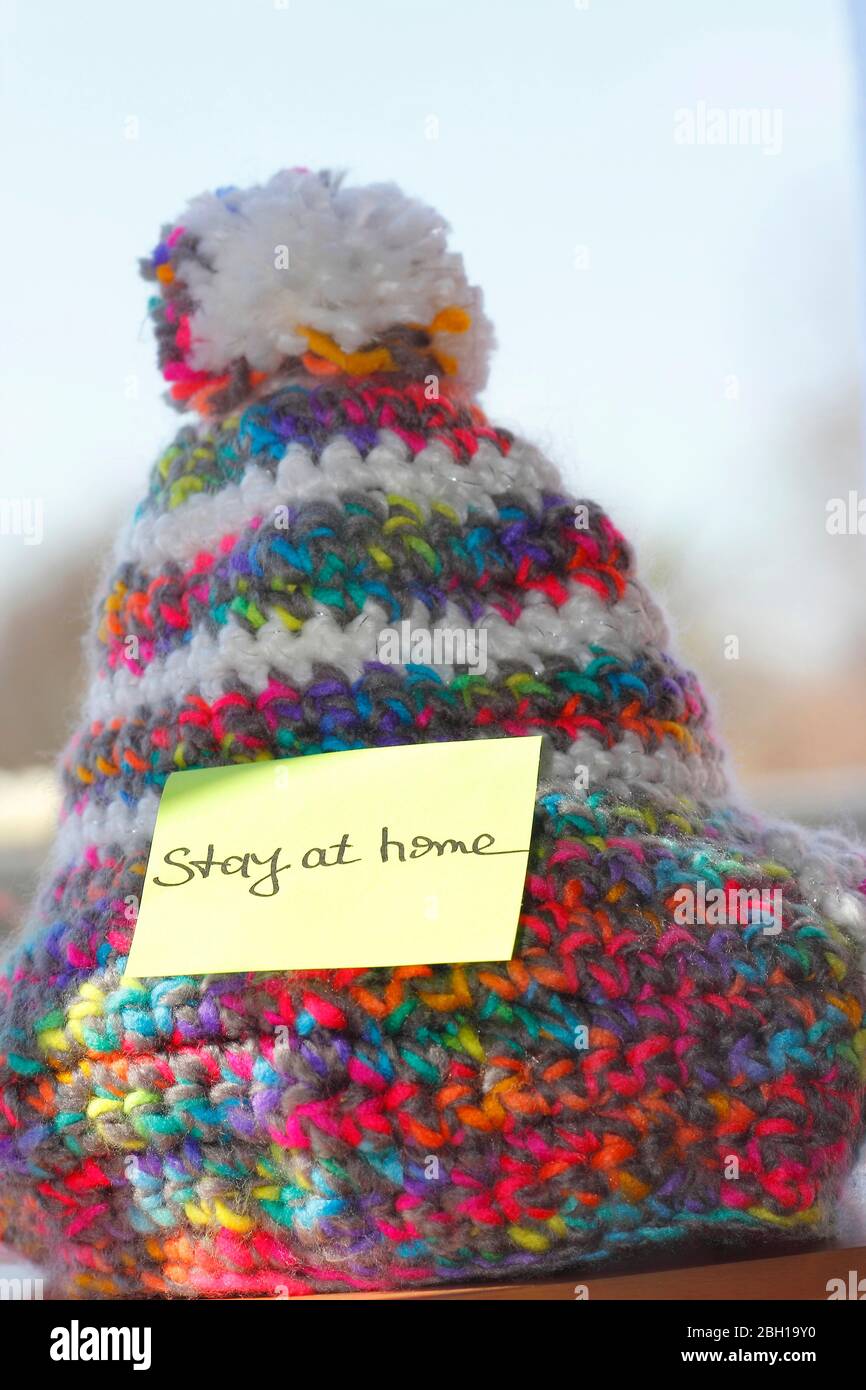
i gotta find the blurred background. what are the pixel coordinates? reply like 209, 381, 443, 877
1, 0, 865, 950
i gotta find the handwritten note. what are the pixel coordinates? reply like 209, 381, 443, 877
125, 736, 542, 976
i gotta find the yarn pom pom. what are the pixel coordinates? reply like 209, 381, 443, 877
141, 168, 494, 413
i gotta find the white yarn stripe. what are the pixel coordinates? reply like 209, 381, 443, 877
759, 822, 866, 940
119, 434, 561, 571
547, 744, 726, 799
82, 577, 671, 723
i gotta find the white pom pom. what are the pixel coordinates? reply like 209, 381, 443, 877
146, 168, 494, 400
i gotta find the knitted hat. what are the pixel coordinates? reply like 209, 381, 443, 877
1, 168, 865, 1298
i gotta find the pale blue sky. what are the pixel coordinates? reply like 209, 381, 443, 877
1, 0, 863, 671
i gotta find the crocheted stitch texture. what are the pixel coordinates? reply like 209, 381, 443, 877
1, 170, 865, 1299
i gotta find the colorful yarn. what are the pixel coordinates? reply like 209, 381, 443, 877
101, 486, 625, 675
1, 168, 865, 1298
137, 379, 513, 517
62, 654, 715, 818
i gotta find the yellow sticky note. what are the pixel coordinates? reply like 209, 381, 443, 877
126, 736, 542, 976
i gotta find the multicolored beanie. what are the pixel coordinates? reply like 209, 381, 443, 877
2, 168, 865, 1298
